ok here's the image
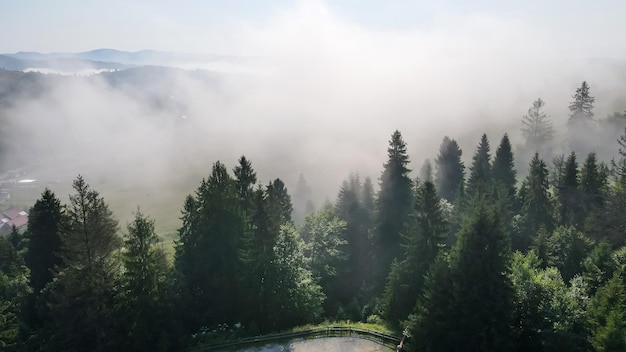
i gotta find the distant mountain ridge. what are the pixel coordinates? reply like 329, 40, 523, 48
0, 49, 252, 73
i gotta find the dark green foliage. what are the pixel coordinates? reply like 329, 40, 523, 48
588, 271, 626, 352
120, 210, 170, 351
521, 98, 553, 154
239, 186, 278, 330
383, 181, 447, 326
0, 236, 30, 351
493, 134, 517, 204
410, 253, 454, 352
604, 187, 626, 247
517, 153, 553, 251
580, 152, 608, 208
448, 206, 514, 351
465, 134, 492, 199
557, 152, 582, 227
24, 189, 63, 296
267, 178, 293, 224
510, 251, 590, 352
580, 153, 610, 242
233, 155, 257, 211
547, 226, 593, 283
174, 162, 244, 332
270, 224, 324, 329
300, 206, 347, 315
335, 174, 375, 310
374, 130, 413, 285
435, 136, 465, 203
47, 175, 121, 351
583, 241, 618, 293
239, 178, 323, 332
414, 206, 513, 351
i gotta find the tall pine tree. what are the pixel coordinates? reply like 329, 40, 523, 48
434, 136, 465, 203
47, 175, 121, 351
374, 130, 413, 287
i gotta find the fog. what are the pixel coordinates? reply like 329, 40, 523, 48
3, 1, 626, 231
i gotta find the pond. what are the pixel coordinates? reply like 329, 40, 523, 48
229, 337, 391, 352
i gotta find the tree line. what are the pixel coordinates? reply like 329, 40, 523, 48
1, 81, 626, 351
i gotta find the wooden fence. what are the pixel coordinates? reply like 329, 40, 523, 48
191, 326, 402, 351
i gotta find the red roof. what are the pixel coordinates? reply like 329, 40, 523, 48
0, 208, 28, 234
2, 208, 22, 220
6, 216, 27, 229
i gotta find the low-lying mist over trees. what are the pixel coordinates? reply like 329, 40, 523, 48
2, 1, 626, 351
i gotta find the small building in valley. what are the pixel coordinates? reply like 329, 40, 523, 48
0, 207, 28, 234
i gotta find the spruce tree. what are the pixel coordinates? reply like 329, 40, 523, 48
568, 81, 596, 155
23, 189, 64, 335
448, 206, 514, 351
383, 180, 447, 326
569, 81, 595, 124
25, 189, 63, 296
48, 175, 121, 351
580, 152, 609, 241
374, 130, 413, 285
465, 134, 492, 199
492, 133, 517, 206
233, 155, 257, 211
120, 210, 169, 351
521, 98, 553, 154
335, 174, 372, 309
557, 152, 582, 227
517, 153, 553, 251
434, 136, 465, 203
580, 152, 608, 209
174, 162, 244, 332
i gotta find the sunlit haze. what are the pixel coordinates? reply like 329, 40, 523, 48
1, 0, 626, 229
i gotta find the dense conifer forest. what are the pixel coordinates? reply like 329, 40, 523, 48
2, 81, 626, 351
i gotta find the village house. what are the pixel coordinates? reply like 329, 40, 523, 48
0, 207, 28, 235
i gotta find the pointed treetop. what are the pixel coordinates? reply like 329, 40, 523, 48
569, 81, 595, 123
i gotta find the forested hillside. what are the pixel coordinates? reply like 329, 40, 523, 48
2, 81, 626, 351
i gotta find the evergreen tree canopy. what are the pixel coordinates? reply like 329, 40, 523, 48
174, 161, 244, 331
557, 152, 582, 227
521, 98, 553, 152
121, 209, 169, 351
588, 271, 626, 352
233, 155, 257, 210
466, 133, 492, 199
48, 175, 121, 351
492, 133, 517, 204
449, 207, 514, 351
374, 130, 413, 283
335, 174, 373, 306
300, 206, 347, 310
434, 136, 465, 203
25, 188, 63, 295
569, 81, 595, 123
518, 153, 553, 250
383, 180, 447, 325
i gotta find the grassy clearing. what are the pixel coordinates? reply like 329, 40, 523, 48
290, 320, 396, 335
2, 176, 196, 260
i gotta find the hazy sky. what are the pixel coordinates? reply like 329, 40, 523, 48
2, 0, 626, 222
2, 0, 626, 57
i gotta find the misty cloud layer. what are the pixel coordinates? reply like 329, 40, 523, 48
3, 1, 626, 215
